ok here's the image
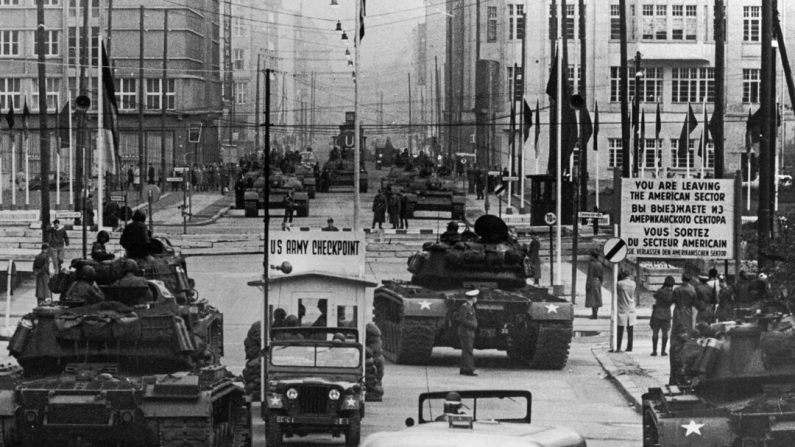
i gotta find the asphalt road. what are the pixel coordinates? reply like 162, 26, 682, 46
189, 253, 642, 447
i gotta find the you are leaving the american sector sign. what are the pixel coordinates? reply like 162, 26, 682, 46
620, 178, 735, 259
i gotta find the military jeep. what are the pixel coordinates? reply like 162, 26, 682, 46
263, 327, 365, 447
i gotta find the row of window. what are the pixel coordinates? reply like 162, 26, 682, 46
0, 77, 176, 111
607, 138, 714, 169
0, 28, 100, 63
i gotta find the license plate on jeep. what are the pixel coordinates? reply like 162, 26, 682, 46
333, 418, 349, 425
480, 329, 497, 338
275, 416, 295, 423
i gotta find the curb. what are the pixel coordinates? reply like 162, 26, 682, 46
591, 346, 664, 414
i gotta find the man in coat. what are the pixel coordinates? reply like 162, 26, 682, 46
47, 219, 69, 271
120, 210, 151, 259
615, 270, 636, 352
650, 276, 675, 356
371, 190, 387, 230
33, 244, 51, 304
669, 274, 703, 385
585, 250, 604, 319
454, 289, 479, 376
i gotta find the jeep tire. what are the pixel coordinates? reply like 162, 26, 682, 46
345, 413, 361, 447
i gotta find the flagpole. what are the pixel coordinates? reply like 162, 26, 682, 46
69, 100, 73, 205
97, 33, 104, 230
747, 155, 751, 211
701, 97, 706, 178
555, 36, 562, 289
595, 149, 599, 208
11, 134, 15, 209
55, 145, 59, 207
641, 111, 645, 178
686, 102, 690, 178
25, 134, 29, 209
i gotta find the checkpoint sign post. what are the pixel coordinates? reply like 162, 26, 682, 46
603, 237, 627, 352
545, 212, 557, 286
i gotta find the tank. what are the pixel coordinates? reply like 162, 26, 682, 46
402, 171, 466, 221
318, 147, 368, 193
373, 215, 573, 369
237, 167, 310, 218
292, 151, 318, 199
642, 303, 795, 446
0, 241, 246, 446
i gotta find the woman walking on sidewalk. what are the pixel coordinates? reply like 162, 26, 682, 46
650, 276, 675, 356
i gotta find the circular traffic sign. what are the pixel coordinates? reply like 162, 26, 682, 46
544, 212, 557, 226
602, 237, 628, 263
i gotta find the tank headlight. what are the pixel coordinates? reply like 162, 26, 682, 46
328, 389, 341, 400
24, 410, 37, 424
286, 388, 298, 400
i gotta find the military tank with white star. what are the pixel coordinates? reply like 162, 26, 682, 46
373, 215, 573, 369
642, 299, 795, 446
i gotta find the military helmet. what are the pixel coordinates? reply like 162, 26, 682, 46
97, 230, 110, 243
122, 259, 139, 275
77, 265, 95, 280
443, 391, 463, 414
447, 221, 459, 231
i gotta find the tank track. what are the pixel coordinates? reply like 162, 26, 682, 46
378, 317, 435, 365
529, 321, 573, 370
159, 418, 213, 446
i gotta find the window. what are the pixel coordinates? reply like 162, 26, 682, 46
608, 138, 623, 168
671, 5, 684, 39
146, 79, 161, 110
68, 27, 77, 66
236, 81, 248, 104
643, 139, 663, 168
487, 6, 497, 42
568, 64, 580, 94
233, 48, 245, 70
43, 0, 59, 5
0, 0, 20, 5
610, 4, 621, 40
642, 3, 667, 40
116, 78, 136, 110
33, 30, 59, 56
0, 78, 20, 110
0, 31, 19, 56
671, 67, 714, 103
91, 0, 99, 18
743, 69, 760, 104
564, 4, 575, 39
91, 26, 99, 66
610, 66, 662, 103
549, 3, 557, 40
509, 4, 524, 40
699, 140, 715, 169
233, 17, 245, 37
744, 6, 760, 42
670, 139, 695, 169
31, 78, 60, 111
685, 5, 698, 40
165, 79, 175, 110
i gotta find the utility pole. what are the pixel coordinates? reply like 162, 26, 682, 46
137, 5, 144, 196
161, 8, 168, 187
36, 0, 51, 234
549, 0, 557, 175
769, 0, 778, 234
408, 72, 413, 155
578, 0, 588, 211
435, 57, 442, 156
759, 0, 774, 267
310, 71, 315, 147
75, 0, 89, 209
633, 51, 642, 177
255, 53, 261, 150
713, 0, 726, 178
619, 0, 630, 178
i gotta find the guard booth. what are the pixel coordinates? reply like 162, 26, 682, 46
527, 174, 574, 226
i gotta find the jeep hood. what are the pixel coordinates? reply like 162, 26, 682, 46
270, 376, 360, 389
361, 422, 586, 447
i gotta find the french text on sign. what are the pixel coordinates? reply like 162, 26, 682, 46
620, 178, 735, 260
602, 238, 628, 263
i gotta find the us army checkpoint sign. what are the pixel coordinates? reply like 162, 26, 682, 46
267, 231, 366, 278
620, 178, 735, 259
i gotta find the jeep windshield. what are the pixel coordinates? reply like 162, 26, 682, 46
271, 344, 361, 368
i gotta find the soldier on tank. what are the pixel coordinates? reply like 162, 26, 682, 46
111, 259, 153, 306
440, 221, 461, 245
120, 210, 151, 259
454, 289, 479, 376
91, 231, 115, 262
64, 265, 105, 305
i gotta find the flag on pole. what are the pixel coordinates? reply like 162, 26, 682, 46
592, 101, 599, 152
522, 98, 532, 142
678, 104, 698, 158
580, 104, 593, 146
359, 0, 366, 41
534, 99, 541, 158
5, 102, 14, 130
100, 42, 121, 174
655, 102, 661, 141
545, 48, 577, 173
22, 99, 29, 138
699, 106, 709, 160
58, 101, 70, 153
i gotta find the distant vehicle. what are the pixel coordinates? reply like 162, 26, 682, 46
361, 390, 586, 447
28, 172, 69, 190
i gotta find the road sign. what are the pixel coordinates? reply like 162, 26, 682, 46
110, 194, 126, 202
166, 177, 183, 182
487, 170, 501, 176
494, 184, 506, 196
578, 211, 603, 220
455, 152, 476, 157
603, 238, 628, 263
188, 123, 203, 143
54, 211, 82, 219
544, 212, 557, 226
502, 176, 519, 181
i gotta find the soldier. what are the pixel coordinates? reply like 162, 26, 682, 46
695, 275, 717, 324
434, 392, 467, 421
282, 191, 295, 224
650, 276, 675, 356
399, 193, 410, 229
440, 221, 461, 245
372, 189, 387, 229
33, 244, 51, 304
147, 163, 155, 185
120, 210, 151, 259
454, 289, 479, 376
64, 265, 105, 305
322, 217, 340, 231
111, 259, 153, 306
528, 236, 541, 285
91, 231, 115, 262
669, 274, 703, 385
47, 219, 69, 271
475, 168, 485, 200
585, 250, 604, 319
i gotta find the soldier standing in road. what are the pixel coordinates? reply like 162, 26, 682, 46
615, 270, 636, 352
585, 250, 604, 319
47, 219, 69, 271
528, 237, 541, 285
475, 168, 485, 200
650, 276, 675, 356
282, 191, 295, 224
454, 289, 479, 376
33, 244, 51, 304
669, 274, 702, 385
372, 190, 387, 229
399, 193, 409, 229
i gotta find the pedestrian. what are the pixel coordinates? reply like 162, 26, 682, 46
585, 250, 603, 319
591, 206, 600, 235
133, 165, 141, 191
103, 198, 120, 229
91, 231, 115, 262
85, 194, 95, 227
47, 219, 69, 271
147, 163, 155, 185
615, 270, 636, 352
650, 276, 675, 357
475, 168, 485, 200
322, 218, 339, 231
386, 188, 400, 229
399, 192, 410, 229
127, 165, 135, 190
372, 189, 387, 229
528, 236, 541, 285
454, 289, 479, 376
33, 244, 51, 304
669, 273, 702, 385
282, 191, 294, 223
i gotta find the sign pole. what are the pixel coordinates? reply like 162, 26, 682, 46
611, 226, 619, 352
549, 224, 554, 287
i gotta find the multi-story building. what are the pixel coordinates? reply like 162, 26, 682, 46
0, 0, 223, 183
429, 0, 795, 191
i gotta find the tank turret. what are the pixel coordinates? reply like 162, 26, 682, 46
409, 215, 532, 290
